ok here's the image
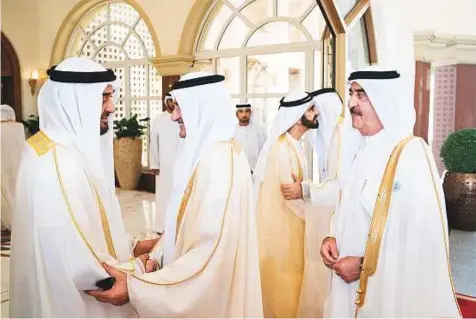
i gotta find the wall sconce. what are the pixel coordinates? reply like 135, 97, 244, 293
29, 70, 39, 95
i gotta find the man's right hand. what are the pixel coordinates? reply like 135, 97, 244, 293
150, 169, 160, 175
281, 173, 303, 200
320, 237, 339, 268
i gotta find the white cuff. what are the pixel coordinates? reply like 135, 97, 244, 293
149, 247, 164, 270
301, 180, 312, 201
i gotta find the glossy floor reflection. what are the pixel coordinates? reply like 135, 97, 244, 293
116, 188, 159, 237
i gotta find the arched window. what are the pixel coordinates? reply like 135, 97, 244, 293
334, 0, 376, 70
194, 0, 330, 133
65, 0, 161, 167
194, 0, 375, 179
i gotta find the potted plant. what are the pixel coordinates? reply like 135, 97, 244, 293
22, 115, 40, 137
113, 114, 149, 190
440, 128, 476, 231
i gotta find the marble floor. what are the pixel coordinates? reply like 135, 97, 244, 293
1, 190, 475, 317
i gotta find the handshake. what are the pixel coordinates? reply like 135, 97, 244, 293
95, 252, 158, 291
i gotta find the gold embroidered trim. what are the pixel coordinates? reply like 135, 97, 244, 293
92, 184, 117, 259
355, 135, 414, 311
54, 147, 129, 270
278, 134, 303, 180
27, 131, 56, 156
53, 147, 102, 265
130, 141, 236, 286
420, 139, 462, 317
175, 168, 198, 243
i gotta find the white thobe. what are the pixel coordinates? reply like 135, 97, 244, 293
127, 140, 263, 317
233, 122, 266, 171
149, 112, 180, 232
299, 124, 343, 318
329, 131, 461, 318
10, 131, 142, 318
1, 122, 25, 230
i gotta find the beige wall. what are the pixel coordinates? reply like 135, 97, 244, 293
2, 0, 42, 118
2, 0, 475, 117
406, 0, 476, 35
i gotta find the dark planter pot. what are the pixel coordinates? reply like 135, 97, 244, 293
443, 172, 476, 231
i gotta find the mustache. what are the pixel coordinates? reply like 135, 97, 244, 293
350, 106, 363, 116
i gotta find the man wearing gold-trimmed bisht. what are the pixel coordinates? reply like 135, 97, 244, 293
279, 88, 345, 318
86, 72, 264, 318
321, 69, 461, 318
253, 92, 320, 318
10, 57, 160, 318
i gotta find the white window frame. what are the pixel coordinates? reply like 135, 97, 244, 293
65, 0, 162, 167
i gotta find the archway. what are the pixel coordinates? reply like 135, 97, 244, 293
1, 32, 22, 121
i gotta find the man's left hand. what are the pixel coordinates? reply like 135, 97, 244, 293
134, 238, 159, 257
85, 263, 129, 306
333, 256, 362, 284
281, 173, 303, 200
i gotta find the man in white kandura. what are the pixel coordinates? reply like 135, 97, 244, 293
254, 92, 319, 318
233, 103, 266, 173
10, 57, 160, 318
1, 104, 25, 231
280, 88, 344, 317
87, 72, 263, 318
320, 69, 461, 317
149, 92, 181, 232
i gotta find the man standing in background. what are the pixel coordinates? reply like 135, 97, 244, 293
233, 103, 266, 174
254, 92, 319, 318
149, 92, 181, 233
1, 104, 25, 231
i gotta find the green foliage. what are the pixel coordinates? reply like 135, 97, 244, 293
113, 113, 150, 139
440, 129, 476, 173
21, 115, 40, 136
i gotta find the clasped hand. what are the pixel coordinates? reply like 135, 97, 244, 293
86, 254, 157, 306
320, 237, 361, 284
281, 173, 303, 200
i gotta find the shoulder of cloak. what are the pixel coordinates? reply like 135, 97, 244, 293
27, 131, 56, 156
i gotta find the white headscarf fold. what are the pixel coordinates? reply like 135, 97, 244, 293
38, 57, 120, 189
1, 105, 16, 122
254, 92, 314, 184
164, 93, 173, 104
163, 72, 236, 263
307, 90, 343, 180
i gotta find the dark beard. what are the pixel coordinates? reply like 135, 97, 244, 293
302, 114, 319, 129
100, 125, 109, 135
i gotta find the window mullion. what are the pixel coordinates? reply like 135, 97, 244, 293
240, 54, 246, 103
125, 66, 131, 118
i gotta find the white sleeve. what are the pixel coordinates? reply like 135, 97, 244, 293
301, 179, 341, 208
258, 127, 267, 151
149, 117, 160, 169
